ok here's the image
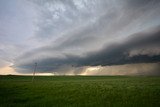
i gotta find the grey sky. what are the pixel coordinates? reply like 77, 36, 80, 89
0, 0, 160, 74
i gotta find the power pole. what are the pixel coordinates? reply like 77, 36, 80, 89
32, 62, 37, 82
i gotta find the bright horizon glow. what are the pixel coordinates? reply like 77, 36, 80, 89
0, 66, 18, 75
0, 62, 159, 76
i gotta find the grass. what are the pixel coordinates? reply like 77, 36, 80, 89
0, 75, 160, 107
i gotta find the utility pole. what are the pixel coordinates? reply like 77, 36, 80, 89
32, 62, 37, 82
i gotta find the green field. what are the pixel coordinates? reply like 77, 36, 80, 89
0, 75, 160, 107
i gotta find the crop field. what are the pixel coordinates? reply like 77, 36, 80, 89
0, 75, 160, 107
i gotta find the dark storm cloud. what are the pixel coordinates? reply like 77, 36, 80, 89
83, 28, 160, 66
126, 0, 160, 8
14, 26, 160, 73
3, 0, 158, 74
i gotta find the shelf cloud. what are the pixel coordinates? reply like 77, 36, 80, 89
0, 0, 160, 75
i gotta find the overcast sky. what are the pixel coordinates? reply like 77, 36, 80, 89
0, 0, 160, 75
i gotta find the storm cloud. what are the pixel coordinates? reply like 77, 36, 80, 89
14, 26, 160, 73
0, 0, 160, 75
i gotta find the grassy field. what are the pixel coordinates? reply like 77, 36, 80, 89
0, 75, 160, 107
